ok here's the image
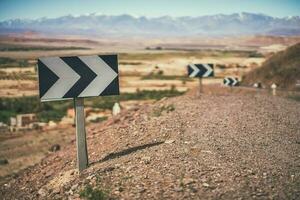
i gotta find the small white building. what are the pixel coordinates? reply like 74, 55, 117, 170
9, 113, 38, 132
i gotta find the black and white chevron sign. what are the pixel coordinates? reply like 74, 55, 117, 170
223, 77, 239, 86
38, 55, 119, 101
187, 64, 214, 78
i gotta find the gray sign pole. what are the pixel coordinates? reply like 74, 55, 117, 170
198, 77, 203, 96
74, 98, 88, 171
38, 55, 119, 172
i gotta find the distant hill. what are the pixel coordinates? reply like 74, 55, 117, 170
242, 43, 300, 90
1, 12, 300, 37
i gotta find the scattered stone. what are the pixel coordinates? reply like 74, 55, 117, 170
189, 186, 198, 193
86, 175, 95, 180
71, 184, 78, 191
45, 171, 52, 178
38, 188, 47, 197
1, 87, 300, 199
159, 97, 168, 102
174, 187, 183, 192
49, 144, 61, 152
201, 150, 212, 154
263, 172, 267, 177
115, 163, 121, 168
203, 183, 210, 188
52, 187, 60, 194
141, 156, 151, 164
114, 190, 121, 195
183, 178, 196, 185
165, 140, 175, 144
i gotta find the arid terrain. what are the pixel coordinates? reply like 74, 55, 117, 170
2, 35, 296, 97
0, 125, 75, 181
1, 85, 300, 199
0, 34, 300, 199
242, 43, 300, 90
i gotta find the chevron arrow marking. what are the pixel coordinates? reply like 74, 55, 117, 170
227, 78, 231, 85
202, 64, 213, 77
39, 57, 80, 100
229, 78, 233, 85
223, 78, 229, 85
232, 78, 238, 86
189, 64, 200, 77
223, 77, 238, 86
78, 55, 118, 97
188, 63, 214, 78
61, 56, 97, 98
38, 55, 119, 101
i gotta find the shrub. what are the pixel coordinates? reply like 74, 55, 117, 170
79, 184, 108, 200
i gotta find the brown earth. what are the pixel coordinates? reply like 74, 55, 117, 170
0, 125, 75, 182
242, 42, 300, 90
0, 85, 299, 199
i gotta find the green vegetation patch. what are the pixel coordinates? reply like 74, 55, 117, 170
0, 89, 185, 124
0, 71, 37, 80
80, 184, 108, 200
0, 96, 72, 123
288, 94, 300, 102
0, 57, 30, 68
0, 43, 89, 52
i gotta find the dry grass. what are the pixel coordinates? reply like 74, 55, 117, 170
242, 42, 300, 90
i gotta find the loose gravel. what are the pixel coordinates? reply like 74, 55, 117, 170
1, 89, 300, 199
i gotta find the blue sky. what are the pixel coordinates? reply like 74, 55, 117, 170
0, 0, 299, 20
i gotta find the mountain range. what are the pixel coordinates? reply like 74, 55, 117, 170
1, 12, 300, 37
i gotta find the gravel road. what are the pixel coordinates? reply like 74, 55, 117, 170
1, 88, 300, 199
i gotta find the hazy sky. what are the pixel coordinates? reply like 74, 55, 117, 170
0, 0, 299, 20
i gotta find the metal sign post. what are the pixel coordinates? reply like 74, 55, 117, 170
198, 77, 203, 96
187, 63, 214, 97
74, 98, 88, 171
223, 77, 239, 93
37, 54, 119, 172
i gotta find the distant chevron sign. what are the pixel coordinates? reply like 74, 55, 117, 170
38, 55, 119, 101
187, 64, 214, 78
223, 77, 239, 86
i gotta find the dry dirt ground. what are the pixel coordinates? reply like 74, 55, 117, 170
0, 125, 75, 182
1, 85, 299, 200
